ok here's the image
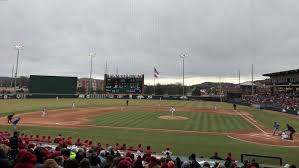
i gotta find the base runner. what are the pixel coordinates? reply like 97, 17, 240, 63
12, 117, 21, 129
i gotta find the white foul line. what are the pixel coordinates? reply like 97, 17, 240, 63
236, 111, 267, 134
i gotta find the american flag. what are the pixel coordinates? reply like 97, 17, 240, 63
154, 67, 159, 78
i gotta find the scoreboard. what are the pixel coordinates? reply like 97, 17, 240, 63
105, 74, 144, 94
29, 75, 77, 94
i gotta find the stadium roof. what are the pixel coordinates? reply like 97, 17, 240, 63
240, 81, 255, 86
263, 69, 299, 77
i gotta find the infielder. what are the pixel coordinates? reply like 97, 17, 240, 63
42, 107, 47, 117
7, 113, 15, 123
169, 106, 176, 117
72, 102, 76, 109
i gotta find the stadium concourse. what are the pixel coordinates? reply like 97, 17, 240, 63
0, 130, 261, 168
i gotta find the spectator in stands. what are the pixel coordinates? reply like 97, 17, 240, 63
64, 159, 79, 168
54, 156, 64, 168
203, 162, 211, 168
80, 158, 91, 168
210, 152, 223, 160
66, 137, 73, 145
0, 148, 12, 168
106, 155, 114, 168
216, 163, 225, 168
251, 159, 260, 168
160, 157, 168, 168
182, 161, 190, 168
41, 135, 46, 142
54, 134, 62, 143
43, 159, 60, 168
168, 160, 175, 168
145, 156, 159, 168
175, 157, 182, 168
144, 146, 154, 156
133, 156, 143, 168
47, 136, 52, 143
9, 131, 21, 158
89, 154, 101, 168
30, 135, 34, 141
128, 146, 135, 152
136, 144, 143, 152
75, 138, 83, 146
224, 152, 234, 161
113, 143, 120, 150
98, 150, 107, 167
189, 153, 201, 168
35, 135, 41, 142
287, 164, 297, 168
162, 147, 173, 156
14, 150, 37, 168
121, 144, 127, 150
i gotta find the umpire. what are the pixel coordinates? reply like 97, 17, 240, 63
286, 124, 296, 140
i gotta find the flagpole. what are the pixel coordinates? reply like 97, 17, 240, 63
154, 74, 156, 95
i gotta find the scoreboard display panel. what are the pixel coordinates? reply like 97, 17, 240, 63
105, 74, 144, 94
29, 75, 78, 94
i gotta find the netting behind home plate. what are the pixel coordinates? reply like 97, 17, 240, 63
241, 154, 282, 167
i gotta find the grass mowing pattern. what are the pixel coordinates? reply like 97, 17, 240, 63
89, 110, 255, 132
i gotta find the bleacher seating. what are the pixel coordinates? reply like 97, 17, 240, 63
0, 131, 295, 168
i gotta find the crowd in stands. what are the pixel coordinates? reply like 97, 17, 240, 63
0, 131, 296, 168
241, 91, 299, 111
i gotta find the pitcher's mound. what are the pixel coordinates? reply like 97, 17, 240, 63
159, 115, 189, 120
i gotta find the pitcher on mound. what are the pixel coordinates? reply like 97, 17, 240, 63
169, 106, 176, 117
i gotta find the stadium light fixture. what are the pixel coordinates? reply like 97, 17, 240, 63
14, 44, 24, 92
180, 53, 188, 97
89, 52, 96, 94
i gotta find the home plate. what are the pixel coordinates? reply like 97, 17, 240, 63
55, 123, 61, 125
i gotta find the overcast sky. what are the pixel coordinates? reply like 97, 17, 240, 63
1, 0, 299, 85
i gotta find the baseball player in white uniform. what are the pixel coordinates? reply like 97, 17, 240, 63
72, 102, 76, 109
169, 106, 176, 117
42, 107, 47, 117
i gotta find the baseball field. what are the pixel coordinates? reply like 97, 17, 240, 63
0, 99, 298, 165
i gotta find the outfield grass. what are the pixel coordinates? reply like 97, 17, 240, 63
0, 99, 298, 165
0, 99, 233, 117
89, 110, 255, 132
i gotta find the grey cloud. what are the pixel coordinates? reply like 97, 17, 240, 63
1, 0, 299, 83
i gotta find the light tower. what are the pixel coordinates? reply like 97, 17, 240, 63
89, 52, 96, 94
180, 53, 188, 97
14, 44, 24, 91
